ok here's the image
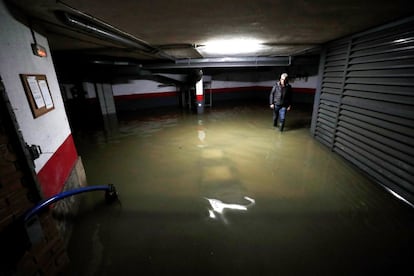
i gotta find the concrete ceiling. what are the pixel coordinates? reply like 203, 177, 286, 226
6, 0, 414, 68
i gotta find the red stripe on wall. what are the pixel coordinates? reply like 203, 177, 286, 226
254, 86, 316, 94
115, 91, 178, 100
292, 87, 316, 94
37, 134, 78, 198
208, 86, 263, 93
89, 86, 316, 101
201, 86, 316, 94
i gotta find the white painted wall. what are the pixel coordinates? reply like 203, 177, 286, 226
258, 75, 318, 88
110, 74, 317, 97
291, 75, 318, 88
211, 80, 256, 89
0, 0, 71, 172
112, 79, 177, 96
157, 73, 187, 82
83, 82, 96, 98
64, 73, 317, 100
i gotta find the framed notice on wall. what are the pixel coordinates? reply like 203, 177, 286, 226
20, 74, 54, 118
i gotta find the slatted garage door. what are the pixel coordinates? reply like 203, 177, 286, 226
311, 17, 414, 205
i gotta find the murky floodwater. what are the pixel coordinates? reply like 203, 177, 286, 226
66, 104, 414, 275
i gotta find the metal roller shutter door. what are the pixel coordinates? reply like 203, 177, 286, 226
312, 17, 414, 205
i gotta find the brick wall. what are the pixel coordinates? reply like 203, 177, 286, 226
1, 83, 69, 275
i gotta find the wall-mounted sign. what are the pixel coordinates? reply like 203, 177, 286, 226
20, 74, 54, 118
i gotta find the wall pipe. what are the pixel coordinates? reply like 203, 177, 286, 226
23, 184, 118, 222
0, 184, 117, 272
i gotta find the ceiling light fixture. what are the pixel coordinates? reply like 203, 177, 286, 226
198, 38, 264, 56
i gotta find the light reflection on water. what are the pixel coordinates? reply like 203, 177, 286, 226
68, 104, 414, 275
206, 196, 255, 224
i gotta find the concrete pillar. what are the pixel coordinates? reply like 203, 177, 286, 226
195, 76, 204, 114
95, 83, 118, 138
95, 83, 116, 115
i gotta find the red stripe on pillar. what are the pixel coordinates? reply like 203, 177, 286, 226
37, 134, 78, 198
196, 95, 204, 102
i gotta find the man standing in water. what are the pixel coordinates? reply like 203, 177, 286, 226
269, 73, 292, 131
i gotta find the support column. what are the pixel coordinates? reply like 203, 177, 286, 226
195, 74, 204, 114
95, 83, 118, 138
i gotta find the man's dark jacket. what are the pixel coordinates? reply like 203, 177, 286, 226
269, 81, 292, 107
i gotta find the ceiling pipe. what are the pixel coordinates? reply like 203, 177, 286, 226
57, 11, 175, 61
144, 56, 292, 69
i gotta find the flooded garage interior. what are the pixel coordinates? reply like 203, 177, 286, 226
1, 1, 414, 275
65, 103, 414, 275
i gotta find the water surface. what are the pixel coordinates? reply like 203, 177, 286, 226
67, 104, 414, 275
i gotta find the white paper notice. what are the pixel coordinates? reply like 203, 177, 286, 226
27, 76, 45, 108
38, 80, 53, 108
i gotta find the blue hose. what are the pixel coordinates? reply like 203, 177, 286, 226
23, 184, 117, 222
